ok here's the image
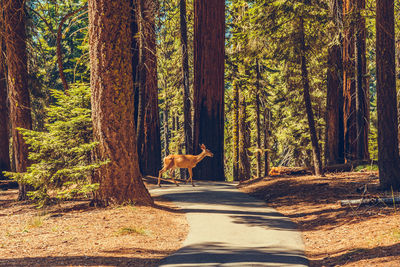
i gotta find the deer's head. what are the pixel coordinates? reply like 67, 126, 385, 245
200, 144, 214, 157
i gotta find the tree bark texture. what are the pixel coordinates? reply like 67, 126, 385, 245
238, 92, 250, 181
325, 44, 344, 165
342, 0, 357, 162
232, 79, 239, 181
375, 0, 400, 190
136, 0, 161, 177
193, 0, 225, 181
325, 0, 344, 166
298, 17, 323, 176
354, 0, 369, 161
3, 0, 33, 200
180, 0, 193, 156
88, 0, 153, 205
0, 34, 10, 179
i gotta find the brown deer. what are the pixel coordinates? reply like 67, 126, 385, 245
158, 144, 214, 187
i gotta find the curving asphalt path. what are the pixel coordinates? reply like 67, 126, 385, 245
150, 181, 308, 267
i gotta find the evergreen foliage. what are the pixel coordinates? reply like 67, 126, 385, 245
3, 84, 107, 206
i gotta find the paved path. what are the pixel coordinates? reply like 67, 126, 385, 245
150, 181, 308, 267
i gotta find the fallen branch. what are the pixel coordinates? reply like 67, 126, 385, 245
340, 197, 400, 207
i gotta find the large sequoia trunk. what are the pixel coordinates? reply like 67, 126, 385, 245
0, 34, 10, 179
298, 17, 323, 176
375, 0, 400, 190
136, 0, 161, 177
88, 0, 153, 206
192, 0, 225, 181
3, 0, 33, 200
180, 0, 193, 156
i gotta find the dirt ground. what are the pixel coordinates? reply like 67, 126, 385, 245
0, 189, 188, 267
239, 171, 400, 266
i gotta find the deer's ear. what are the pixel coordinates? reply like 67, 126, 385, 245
200, 144, 205, 149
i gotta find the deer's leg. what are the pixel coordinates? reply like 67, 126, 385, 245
169, 168, 179, 186
158, 167, 167, 187
188, 168, 194, 187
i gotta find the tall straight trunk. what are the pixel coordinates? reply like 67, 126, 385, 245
3, 0, 33, 199
88, 0, 152, 206
255, 59, 262, 178
263, 108, 270, 177
298, 17, 323, 176
343, 0, 357, 162
232, 79, 239, 181
238, 92, 250, 181
163, 108, 170, 158
376, 0, 400, 189
325, 44, 344, 165
137, 0, 161, 177
193, 0, 225, 181
325, 0, 344, 166
180, 0, 193, 155
354, 0, 369, 160
0, 34, 10, 179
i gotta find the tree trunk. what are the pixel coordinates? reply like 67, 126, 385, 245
263, 108, 270, 177
0, 34, 10, 179
232, 79, 239, 181
342, 0, 357, 162
180, 0, 193, 156
255, 59, 262, 178
238, 92, 251, 181
137, 0, 161, 177
88, 0, 153, 206
354, 0, 369, 161
163, 108, 170, 158
298, 17, 323, 176
325, 0, 344, 166
375, 0, 400, 190
193, 0, 225, 181
3, 0, 33, 200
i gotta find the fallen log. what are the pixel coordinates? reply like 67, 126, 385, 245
142, 175, 186, 184
340, 197, 400, 207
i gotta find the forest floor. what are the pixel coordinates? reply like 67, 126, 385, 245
239, 171, 400, 266
0, 189, 188, 267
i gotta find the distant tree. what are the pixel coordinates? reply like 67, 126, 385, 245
3, 0, 33, 200
136, 0, 161, 177
180, 0, 193, 157
232, 79, 239, 181
0, 32, 10, 179
193, 0, 225, 181
375, 0, 400, 189
325, 0, 344, 165
238, 90, 251, 181
298, 17, 323, 176
88, 0, 153, 205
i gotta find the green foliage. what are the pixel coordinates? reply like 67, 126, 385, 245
4, 84, 107, 207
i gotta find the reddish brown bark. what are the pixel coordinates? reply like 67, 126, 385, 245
88, 0, 152, 206
375, 0, 400, 189
0, 34, 10, 179
192, 0, 225, 181
3, 0, 33, 199
136, 0, 161, 177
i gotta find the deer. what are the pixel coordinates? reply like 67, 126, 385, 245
158, 144, 214, 187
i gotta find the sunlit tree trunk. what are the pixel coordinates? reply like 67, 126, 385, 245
342, 0, 357, 162
263, 108, 270, 177
3, 0, 33, 200
180, 0, 193, 156
88, 0, 153, 206
193, 0, 225, 181
0, 34, 10, 179
255, 59, 262, 178
298, 17, 323, 176
232, 79, 239, 181
238, 91, 250, 181
375, 0, 400, 189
